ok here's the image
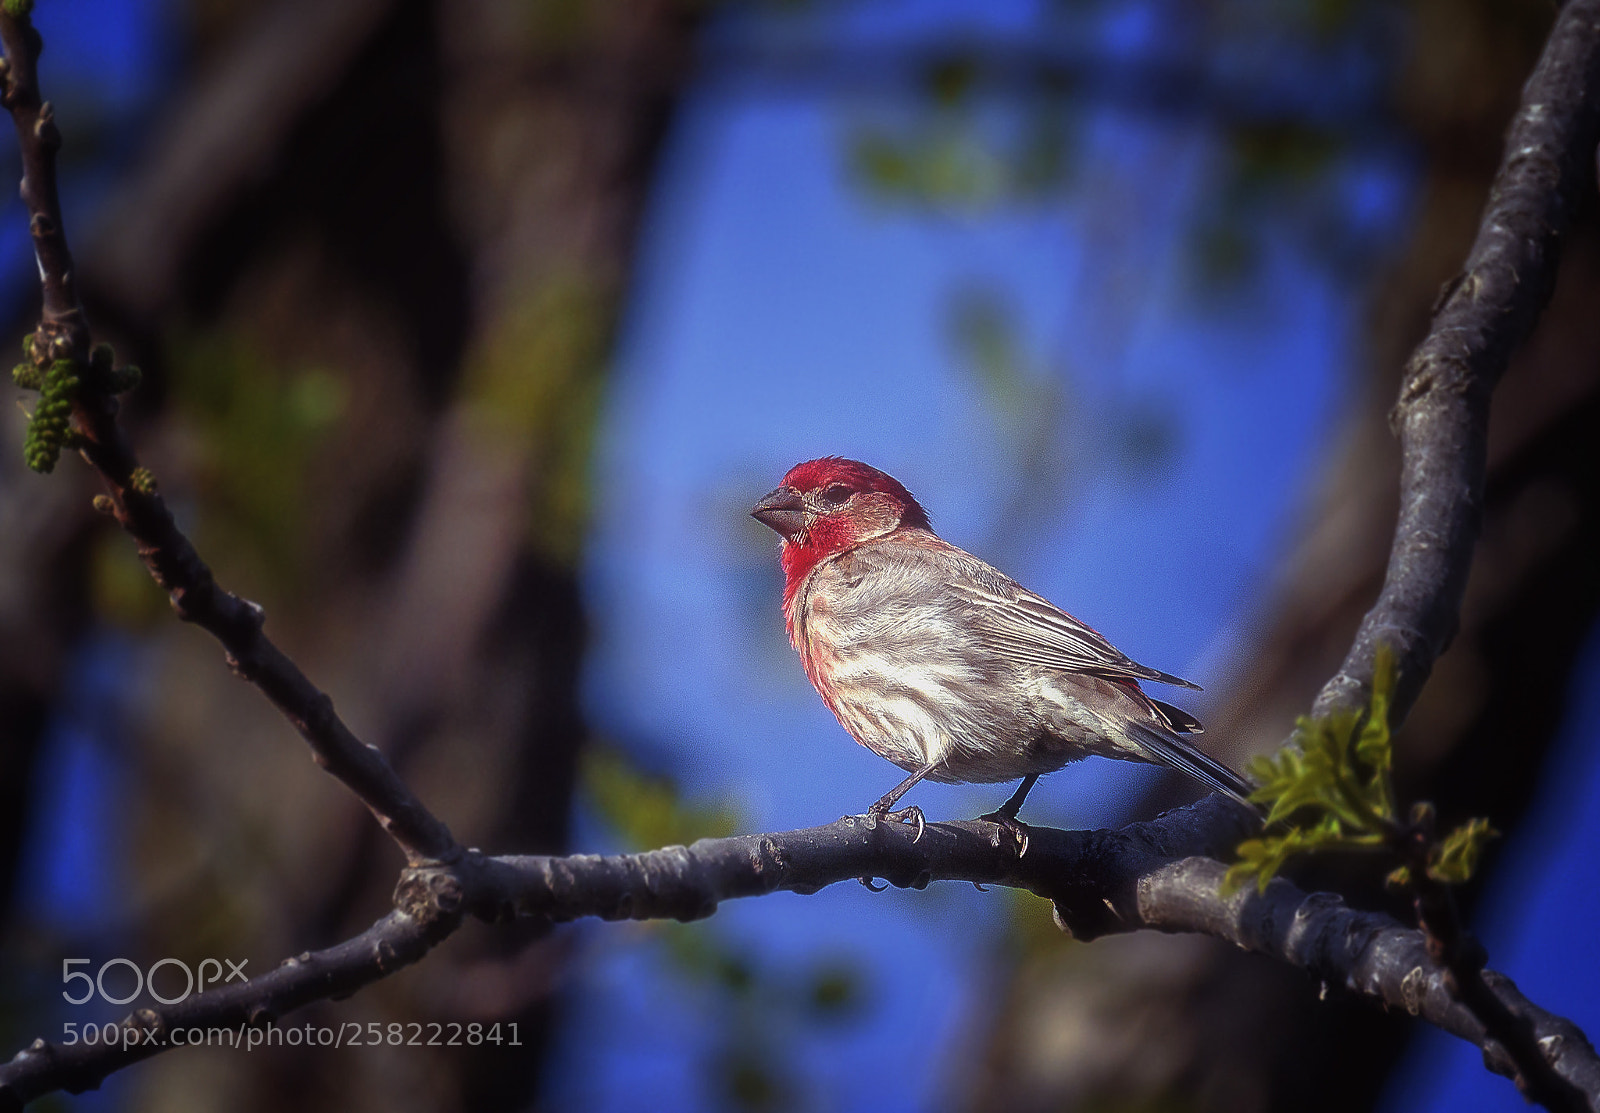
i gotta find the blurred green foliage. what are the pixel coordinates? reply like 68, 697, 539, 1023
850, 109, 1072, 209
582, 745, 867, 1111
949, 289, 1027, 405
849, 44, 1072, 208
946, 284, 1178, 480
835, 2, 1397, 291
520, 0, 596, 45
1004, 886, 1077, 957
1190, 123, 1343, 289
464, 271, 612, 566
90, 524, 166, 627
583, 745, 741, 848
163, 328, 347, 599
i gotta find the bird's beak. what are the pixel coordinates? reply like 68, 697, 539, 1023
751, 485, 806, 540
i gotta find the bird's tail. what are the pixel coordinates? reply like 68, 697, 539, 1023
1127, 721, 1257, 808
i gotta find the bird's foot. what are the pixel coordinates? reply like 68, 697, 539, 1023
978, 808, 1031, 857
865, 802, 925, 843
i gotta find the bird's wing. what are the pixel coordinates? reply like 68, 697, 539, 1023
834, 532, 1201, 690
935, 546, 1203, 691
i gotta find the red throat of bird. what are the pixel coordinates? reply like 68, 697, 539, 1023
778, 513, 863, 641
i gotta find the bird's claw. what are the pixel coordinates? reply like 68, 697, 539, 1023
978, 809, 1031, 857
857, 876, 887, 892
868, 804, 924, 843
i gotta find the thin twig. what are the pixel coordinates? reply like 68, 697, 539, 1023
1402, 826, 1588, 1113
0, 9, 458, 866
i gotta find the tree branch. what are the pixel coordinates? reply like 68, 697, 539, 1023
1299, 5, 1600, 1104
0, 9, 458, 866
4, 803, 1597, 1108
1313, 0, 1600, 726
1134, 858, 1600, 1106
0, 909, 451, 1110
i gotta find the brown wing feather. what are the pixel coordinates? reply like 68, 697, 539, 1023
929, 546, 1203, 691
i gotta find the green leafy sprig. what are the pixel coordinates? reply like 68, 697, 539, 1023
1224, 647, 1498, 895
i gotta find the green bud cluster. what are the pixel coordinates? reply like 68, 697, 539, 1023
13, 339, 142, 474
22, 359, 79, 473
90, 342, 141, 393
130, 466, 157, 496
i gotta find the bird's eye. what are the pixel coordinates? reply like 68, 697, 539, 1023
818, 483, 852, 508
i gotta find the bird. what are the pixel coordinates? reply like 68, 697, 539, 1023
751, 456, 1254, 851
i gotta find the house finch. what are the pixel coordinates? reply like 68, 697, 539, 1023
752, 457, 1253, 850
